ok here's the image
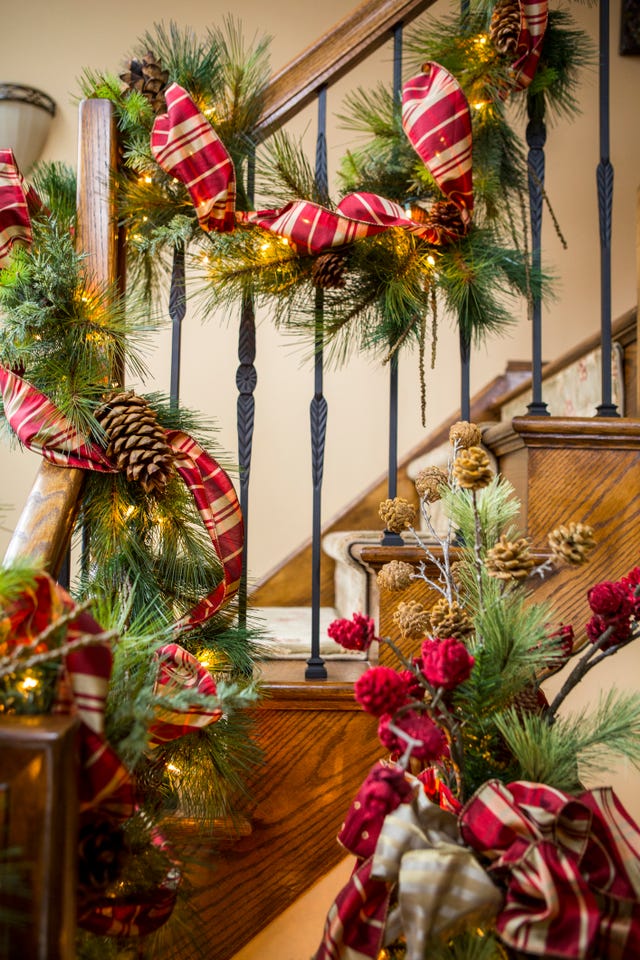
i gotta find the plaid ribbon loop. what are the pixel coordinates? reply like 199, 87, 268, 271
0, 149, 38, 269
401, 63, 473, 219
511, 1, 550, 91
460, 779, 640, 958
148, 641, 222, 746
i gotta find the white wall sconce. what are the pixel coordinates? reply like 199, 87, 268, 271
0, 83, 56, 173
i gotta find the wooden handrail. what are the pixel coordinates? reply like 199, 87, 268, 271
256, 0, 436, 137
3, 100, 120, 574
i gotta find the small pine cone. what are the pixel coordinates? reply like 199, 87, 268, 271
548, 522, 596, 566
120, 50, 169, 114
428, 597, 473, 639
77, 816, 127, 894
392, 600, 431, 640
377, 560, 415, 592
379, 497, 416, 533
452, 446, 493, 490
415, 466, 448, 503
512, 683, 548, 718
485, 534, 535, 582
449, 420, 482, 449
311, 250, 348, 289
95, 391, 175, 495
490, 0, 522, 56
425, 200, 468, 242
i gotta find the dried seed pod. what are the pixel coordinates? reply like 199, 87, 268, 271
377, 560, 415, 592
548, 522, 596, 566
452, 446, 493, 490
415, 466, 448, 503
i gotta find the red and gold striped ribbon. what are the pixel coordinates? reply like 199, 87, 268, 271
511, 1, 549, 91
402, 63, 473, 220
0, 149, 39, 268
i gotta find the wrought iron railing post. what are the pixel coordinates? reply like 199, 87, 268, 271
381, 22, 405, 548
595, 0, 618, 416
525, 91, 549, 416
169, 242, 186, 409
306, 86, 329, 680
457, 0, 471, 420
236, 152, 257, 627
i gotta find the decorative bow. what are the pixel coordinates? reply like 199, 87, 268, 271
150, 69, 473, 253
0, 365, 243, 629
460, 779, 640, 958
314, 762, 502, 960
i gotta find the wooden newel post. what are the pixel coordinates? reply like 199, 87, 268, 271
3, 100, 121, 576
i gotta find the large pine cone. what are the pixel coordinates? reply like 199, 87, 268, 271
77, 815, 128, 895
452, 446, 493, 490
95, 391, 175, 495
120, 51, 169, 114
490, 0, 523, 56
548, 522, 596, 565
485, 534, 535, 582
311, 250, 349, 289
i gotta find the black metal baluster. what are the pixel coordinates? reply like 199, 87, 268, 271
457, 0, 472, 420
306, 87, 329, 680
169, 242, 186, 409
236, 152, 257, 628
526, 92, 549, 416
596, 0, 618, 416
381, 23, 405, 548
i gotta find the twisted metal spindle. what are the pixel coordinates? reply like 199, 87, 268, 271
595, 0, 618, 416
526, 92, 549, 416
381, 22, 405, 547
236, 152, 258, 627
169, 242, 186, 409
306, 86, 329, 680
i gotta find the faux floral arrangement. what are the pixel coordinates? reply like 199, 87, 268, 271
317, 422, 640, 960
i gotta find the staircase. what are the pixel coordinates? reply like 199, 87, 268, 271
2, 3, 640, 958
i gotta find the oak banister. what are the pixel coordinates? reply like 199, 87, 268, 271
3, 100, 120, 575
255, 0, 435, 137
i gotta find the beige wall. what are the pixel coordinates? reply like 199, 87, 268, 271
1, 1, 639, 584
2, 4, 640, 950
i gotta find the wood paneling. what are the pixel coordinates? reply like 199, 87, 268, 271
162, 662, 382, 960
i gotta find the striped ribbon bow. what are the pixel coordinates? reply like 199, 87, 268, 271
0, 365, 243, 629
460, 779, 640, 958
150, 68, 473, 253
313, 762, 502, 960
